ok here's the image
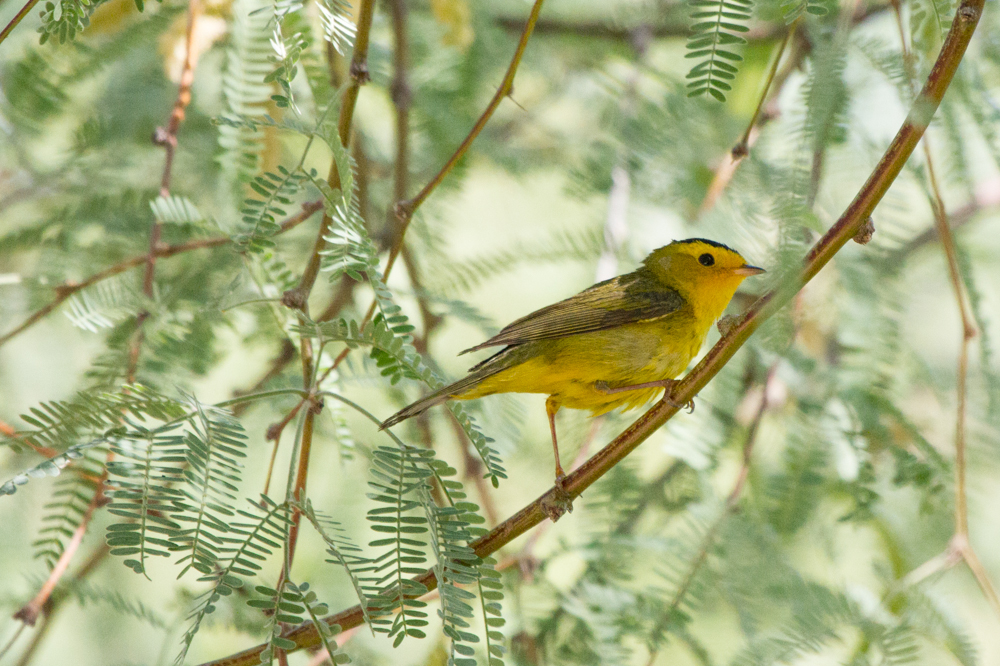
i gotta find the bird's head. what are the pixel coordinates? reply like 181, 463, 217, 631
643, 238, 765, 316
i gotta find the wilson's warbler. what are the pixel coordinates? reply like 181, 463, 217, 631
381, 239, 764, 488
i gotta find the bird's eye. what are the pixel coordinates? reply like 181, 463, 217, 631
698, 253, 715, 267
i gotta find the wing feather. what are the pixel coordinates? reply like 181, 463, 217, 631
461, 273, 685, 354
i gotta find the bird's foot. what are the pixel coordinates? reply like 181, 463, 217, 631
663, 389, 695, 414
541, 474, 574, 521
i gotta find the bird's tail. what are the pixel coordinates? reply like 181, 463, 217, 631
379, 389, 453, 430
380, 347, 517, 430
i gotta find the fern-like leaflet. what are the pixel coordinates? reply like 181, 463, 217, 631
105, 423, 187, 576
423, 458, 491, 664
6, 384, 186, 453
477, 556, 507, 666
234, 166, 309, 252
220, 0, 273, 183
361, 445, 433, 646
32, 451, 104, 567
64, 277, 138, 333
176, 496, 293, 665
37, 0, 96, 44
65, 579, 171, 629
317, 0, 356, 56
296, 499, 371, 626
685, 0, 753, 101
171, 400, 248, 577
780, 0, 830, 23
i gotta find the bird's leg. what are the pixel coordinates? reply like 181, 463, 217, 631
594, 379, 695, 413
541, 396, 573, 520
545, 396, 566, 485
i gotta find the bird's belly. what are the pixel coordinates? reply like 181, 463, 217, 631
459, 318, 705, 414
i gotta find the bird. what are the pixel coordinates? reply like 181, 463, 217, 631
380, 238, 765, 491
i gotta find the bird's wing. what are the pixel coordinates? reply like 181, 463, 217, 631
461, 274, 685, 354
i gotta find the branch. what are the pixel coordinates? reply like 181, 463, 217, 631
13, 468, 108, 626
492, 3, 887, 43
289, 0, 376, 306
128, 0, 201, 382
195, 0, 985, 660
394, 0, 545, 223
0, 201, 321, 348
0, 0, 41, 47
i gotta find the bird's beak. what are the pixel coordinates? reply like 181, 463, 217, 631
733, 264, 766, 276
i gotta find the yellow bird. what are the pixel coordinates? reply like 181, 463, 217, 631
381, 239, 764, 488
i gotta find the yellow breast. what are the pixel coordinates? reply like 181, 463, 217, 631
458, 307, 709, 415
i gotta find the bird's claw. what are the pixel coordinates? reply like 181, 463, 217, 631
541, 474, 574, 521
664, 393, 695, 413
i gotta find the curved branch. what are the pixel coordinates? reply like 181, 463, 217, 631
195, 0, 985, 661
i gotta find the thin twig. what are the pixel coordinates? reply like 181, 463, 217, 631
888, 0, 998, 616
0, 0, 41, 47
127, 0, 202, 382
0, 201, 321, 349
0, 625, 26, 663
11, 543, 110, 666
491, 3, 886, 43
13, 468, 107, 626
289, 0, 376, 306
0, 419, 57, 457
394, 0, 545, 224
194, 0, 985, 660
697, 26, 802, 218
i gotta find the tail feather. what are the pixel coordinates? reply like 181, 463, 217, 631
380, 391, 452, 430
380, 346, 522, 430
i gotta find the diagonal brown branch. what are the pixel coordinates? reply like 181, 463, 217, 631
394, 0, 545, 225
0, 0, 41, 46
194, 0, 986, 661
0, 201, 321, 348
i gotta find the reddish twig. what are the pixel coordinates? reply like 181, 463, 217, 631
127, 0, 202, 382
393, 0, 544, 228
0, 201, 321, 349
697, 23, 801, 218
0, 420, 57, 458
0, 0, 41, 47
13, 468, 108, 626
